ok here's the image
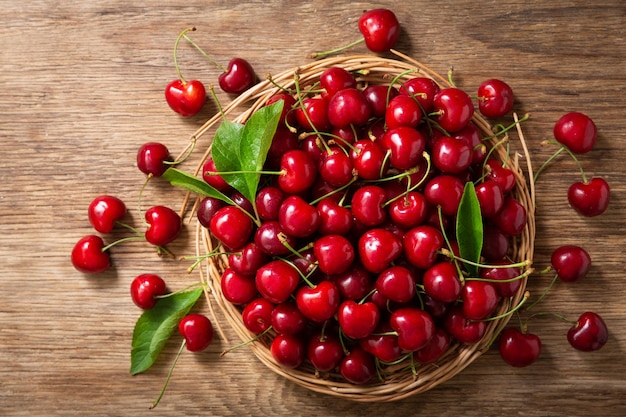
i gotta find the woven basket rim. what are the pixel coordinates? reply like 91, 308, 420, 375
185, 51, 536, 402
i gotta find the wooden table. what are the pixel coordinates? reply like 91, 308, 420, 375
2, 1, 625, 416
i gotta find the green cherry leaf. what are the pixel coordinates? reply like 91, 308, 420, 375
130, 288, 203, 375
211, 100, 284, 205
456, 181, 483, 276
161, 167, 236, 206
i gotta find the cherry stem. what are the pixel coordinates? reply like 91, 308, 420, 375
524, 310, 575, 328
149, 339, 186, 409
523, 273, 559, 311
440, 249, 532, 270
309, 176, 358, 206
182, 31, 228, 73
383, 152, 432, 207
155, 282, 205, 299
181, 247, 222, 273
101, 235, 145, 252
309, 38, 364, 59
466, 268, 533, 284
533, 146, 565, 183
221, 326, 273, 356
115, 221, 142, 235
293, 71, 327, 146
173, 27, 197, 84
436, 206, 466, 284
484, 113, 530, 141
480, 291, 530, 322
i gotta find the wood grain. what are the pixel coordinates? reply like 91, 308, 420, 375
1, 1, 625, 416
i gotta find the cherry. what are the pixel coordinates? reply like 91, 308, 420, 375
202, 157, 232, 192
218, 57, 257, 94
318, 147, 355, 187
307, 332, 344, 372
360, 324, 402, 362
381, 126, 426, 170
165, 79, 206, 117
271, 333, 306, 369
423, 174, 465, 217
266, 93, 297, 128
422, 261, 462, 303
491, 196, 527, 236
358, 228, 403, 273
399, 76, 440, 114
403, 225, 444, 270
88, 195, 127, 233
255, 260, 300, 304
296, 280, 341, 323
294, 97, 330, 131
481, 225, 510, 261
333, 264, 373, 301
461, 280, 499, 320
453, 122, 487, 165
178, 314, 213, 352
480, 259, 523, 297
351, 185, 387, 227
271, 302, 307, 336
390, 307, 435, 351
551, 245, 591, 282
316, 197, 353, 236
358, 8, 401, 53
241, 297, 274, 334
413, 327, 451, 364
485, 158, 516, 194
553, 111, 597, 154
567, 177, 610, 217
385, 95, 422, 129
338, 300, 380, 339
196, 197, 224, 228
375, 265, 417, 304
320, 67, 357, 98
145, 206, 182, 247
567, 311, 608, 352
350, 139, 388, 180
71, 235, 110, 274
313, 234, 355, 275
278, 195, 320, 238
431, 135, 472, 174
327, 88, 372, 128
339, 347, 376, 384
254, 220, 295, 256
220, 268, 258, 305
227, 242, 268, 277
433, 87, 474, 133
475, 180, 504, 218
130, 274, 167, 309
137, 142, 172, 177
209, 205, 253, 251
388, 191, 429, 229
443, 305, 486, 344
499, 328, 541, 367
477, 79, 514, 119
277, 149, 318, 195
255, 186, 285, 221
364, 84, 398, 117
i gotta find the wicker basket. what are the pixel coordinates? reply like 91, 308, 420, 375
187, 51, 536, 402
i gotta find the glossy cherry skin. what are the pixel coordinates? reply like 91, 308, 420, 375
256, 260, 300, 304
333, 265, 372, 301
480, 259, 523, 298
553, 111, 597, 154
278, 195, 320, 238
88, 195, 126, 233
390, 308, 435, 351
71, 235, 110, 274
254, 221, 295, 256
491, 196, 527, 236
351, 139, 388, 180
461, 280, 499, 320
320, 67, 357, 98
271, 333, 305, 369
316, 198, 353, 236
567, 177, 610, 217
307, 332, 344, 372
567, 311, 608, 352
423, 261, 462, 303
399, 76, 440, 113
220, 268, 257, 305
318, 147, 354, 187
499, 328, 541, 367
433, 87, 474, 133
485, 158, 516, 194
130, 274, 167, 309
144, 206, 181, 247
339, 347, 376, 384
209, 205, 253, 250
481, 225, 509, 261
453, 122, 487, 165
296, 280, 341, 323
337, 300, 380, 339
227, 242, 268, 277
196, 197, 223, 228
551, 245, 591, 282
443, 306, 486, 344
388, 191, 429, 229
360, 324, 402, 362
164, 79, 206, 117
178, 314, 213, 352
327, 88, 372, 128
351, 185, 387, 227
475, 180, 504, 218
218, 57, 256, 94
413, 327, 451, 364
241, 297, 274, 334
403, 225, 444, 270
314, 234, 355, 275
358, 228, 403, 273
278, 149, 318, 195
266, 93, 297, 128
381, 126, 426, 170
255, 186, 285, 221
364, 84, 398, 117
375, 265, 417, 304
271, 302, 307, 336
477, 79, 514, 119
358, 8, 401, 53
385, 95, 422, 129
423, 174, 465, 217
295, 97, 330, 131
137, 142, 172, 177
202, 157, 232, 192
431, 135, 472, 174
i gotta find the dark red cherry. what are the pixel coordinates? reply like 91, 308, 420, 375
477, 79, 514, 119
358, 8, 401, 53
178, 314, 213, 352
567, 311, 608, 352
144, 205, 182, 247
137, 142, 172, 177
270, 334, 305, 369
130, 273, 167, 309
307, 332, 344, 372
567, 177, 610, 217
339, 347, 376, 384
553, 111, 597, 154
218, 57, 256, 94
499, 327, 541, 367
551, 245, 592, 282
480, 259, 523, 298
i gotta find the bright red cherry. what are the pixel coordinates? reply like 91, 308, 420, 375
375, 265, 417, 304
567, 177, 610, 217
178, 314, 213, 352
553, 111, 597, 154
314, 234, 355, 275
88, 195, 126, 233
220, 268, 258, 305
433, 87, 474, 133
137, 142, 172, 177
499, 328, 541, 367
551, 245, 592, 282
567, 311, 608, 352
491, 196, 527, 236
277, 149, 318, 194
338, 300, 380, 339
71, 235, 110, 274
399, 76, 440, 113
358, 228, 403, 273
202, 157, 232, 192
327, 88, 372, 128
130, 274, 167, 309
164, 79, 206, 117
209, 205, 253, 250
218, 57, 256, 94
381, 126, 426, 170
443, 306, 486, 344
296, 281, 341, 323
403, 225, 444, 270
385, 95, 422, 129
358, 8, 401, 53
423, 261, 462, 303
144, 206, 182, 247
431, 135, 472, 174
241, 297, 274, 334
278, 195, 320, 238
294, 97, 330, 131
461, 280, 499, 320
271, 302, 307, 336
307, 332, 344, 372
424, 174, 465, 217
390, 307, 435, 351
320, 67, 357, 98
477, 79, 514, 118
255, 260, 300, 304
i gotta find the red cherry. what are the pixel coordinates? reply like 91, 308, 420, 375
385, 95, 422, 129
313, 234, 355, 275
351, 185, 387, 227
220, 268, 258, 305
423, 174, 465, 217
375, 265, 417, 304
277, 149, 318, 195
196, 197, 223, 228
358, 8, 401, 53
316, 198, 353, 236
318, 147, 355, 187
360, 324, 402, 362
567, 177, 610, 217
178, 314, 213, 352
307, 332, 344, 372
327, 88, 372, 128
388, 191, 429, 229
431, 135, 472, 174
255, 260, 300, 304
350, 139, 388, 180
255, 186, 285, 221
202, 157, 232, 192
443, 305, 486, 344
164, 79, 206, 117
481, 225, 510, 261
553, 111, 597, 154
278, 195, 320, 238
218, 57, 256, 94
485, 158, 516, 194
358, 228, 403, 273
254, 221, 295, 256
130, 274, 167, 309
381, 126, 426, 170
413, 327, 451, 364
209, 205, 253, 250
433, 87, 474, 133
241, 298, 274, 334
551, 245, 592, 282
271, 333, 305, 369
453, 122, 487, 165
477, 79, 514, 119
320, 67, 357, 98
480, 259, 523, 297
144, 206, 182, 247
423, 261, 462, 303
266, 94, 297, 128
333, 265, 373, 301
567, 311, 608, 352
337, 300, 380, 339
364, 84, 398, 117
296, 280, 341, 323
499, 328, 541, 367
399, 76, 440, 113
339, 347, 376, 384
403, 225, 444, 270
71, 235, 110, 274
88, 195, 126, 233
136, 142, 172, 177
475, 180, 504, 218
294, 97, 330, 131
227, 242, 269, 277
461, 280, 499, 320
390, 307, 435, 351
491, 196, 527, 236
271, 302, 307, 336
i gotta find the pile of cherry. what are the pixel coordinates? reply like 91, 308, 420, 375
70, 7, 610, 400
